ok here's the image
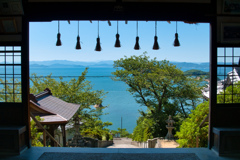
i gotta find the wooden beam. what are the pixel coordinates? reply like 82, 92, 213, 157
25, 2, 212, 22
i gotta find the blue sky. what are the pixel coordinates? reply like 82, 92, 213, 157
30, 21, 209, 62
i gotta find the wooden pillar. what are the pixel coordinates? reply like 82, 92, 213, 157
207, 0, 217, 150
43, 130, 46, 147
209, 18, 218, 150
49, 125, 55, 147
61, 124, 66, 147
22, 12, 30, 148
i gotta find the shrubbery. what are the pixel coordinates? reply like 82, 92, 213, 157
176, 101, 209, 148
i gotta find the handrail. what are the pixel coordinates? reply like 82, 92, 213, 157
199, 114, 209, 128
30, 112, 62, 147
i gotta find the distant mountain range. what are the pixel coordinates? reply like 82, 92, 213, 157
30, 60, 114, 68
171, 62, 209, 70
30, 60, 210, 70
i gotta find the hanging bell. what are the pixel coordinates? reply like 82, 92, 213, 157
134, 36, 140, 50
174, 33, 180, 47
76, 36, 81, 50
56, 33, 62, 46
95, 37, 101, 51
153, 36, 159, 50
115, 33, 121, 47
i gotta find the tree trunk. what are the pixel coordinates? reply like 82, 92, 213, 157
181, 102, 187, 118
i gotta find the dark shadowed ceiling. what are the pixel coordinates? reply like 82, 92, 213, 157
28, 0, 210, 2
0, 0, 212, 42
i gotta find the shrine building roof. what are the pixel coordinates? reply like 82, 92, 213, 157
30, 88, 80, 124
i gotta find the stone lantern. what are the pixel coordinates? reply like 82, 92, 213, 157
68, 116, 84, 147
73, 116, 81, 135
165, 115, 175, 139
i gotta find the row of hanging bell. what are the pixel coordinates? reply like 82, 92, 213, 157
56, 21, 180, 51
95, 21, 180, 51
56, 20, 82, 49
134, 21, 180, 50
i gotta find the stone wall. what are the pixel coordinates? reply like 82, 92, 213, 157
131, 141, 148, 148
148, 138, 158, 148
98, 140, 113, 148
131, 138, 179, 148
68, 136, 113, 148
131, 138, 157, 148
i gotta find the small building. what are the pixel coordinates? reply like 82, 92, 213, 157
202, 67, 240, 100
29, 88, 80, 147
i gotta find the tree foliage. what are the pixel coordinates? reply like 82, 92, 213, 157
112, 53, 203, 141
132, 116, 154, 141
80, 112, 113, 140
177, 79, 240, 148
176, 101, 209, 148
111, 128, 132, 138
31, 116, 44, 147
30, 67, 112, 140
184, 69, 209, 79
30, 68, 105, 109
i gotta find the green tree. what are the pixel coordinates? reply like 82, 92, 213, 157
111, 128, 132, 138
176, 101, 209, 148
132, 116, 154, 141
112, 53, 203, 141
176, 80, 240, 148
80, 117, 112, 140
30, 67, 112, 140
30, 68, 105, 108
31, 116, 44, 147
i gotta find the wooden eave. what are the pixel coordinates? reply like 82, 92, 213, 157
30, 100, 55, 115
30, 100, 55, 114
37, 115, 69, 125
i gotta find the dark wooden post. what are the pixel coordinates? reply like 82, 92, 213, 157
209, 18, 218, 150
43, 130, 46, 147
49, 125, 55, 147
22, 12, 30, 148
61, 124, 66, 147
208, 0, 218, 151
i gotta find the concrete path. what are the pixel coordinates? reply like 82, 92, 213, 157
107, 138, 140, 148
157, 139, 180, 148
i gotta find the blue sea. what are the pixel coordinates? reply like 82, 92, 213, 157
30, 67, 210, 133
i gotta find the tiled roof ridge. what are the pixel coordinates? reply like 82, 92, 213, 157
35, 88, 52, 99
29, 93, 37, 103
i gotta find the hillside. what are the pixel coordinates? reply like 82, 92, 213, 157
184, 69, 209, 76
